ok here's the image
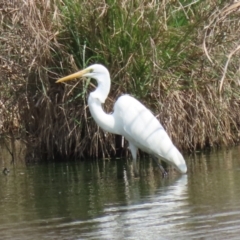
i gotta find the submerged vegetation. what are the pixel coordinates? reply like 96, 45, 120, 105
1, 0, 240, 160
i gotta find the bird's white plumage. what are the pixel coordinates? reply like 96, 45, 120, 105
113, 95, 187, 173
56, 64, 187, 174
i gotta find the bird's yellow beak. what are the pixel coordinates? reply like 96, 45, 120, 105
56, 68, 90, 83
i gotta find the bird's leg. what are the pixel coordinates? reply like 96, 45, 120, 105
152, 155, 168, 177
128, 142, 139, 178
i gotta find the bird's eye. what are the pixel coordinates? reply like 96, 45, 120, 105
89, 68, 94, 73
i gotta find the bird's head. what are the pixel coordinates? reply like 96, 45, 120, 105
56, 64, 111, 103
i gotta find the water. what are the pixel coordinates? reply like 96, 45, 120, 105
1, 140, 240, 239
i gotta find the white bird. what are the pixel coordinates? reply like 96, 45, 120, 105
56, 64, 187, 175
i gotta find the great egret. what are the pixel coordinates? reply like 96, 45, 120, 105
56, 64, 187, 175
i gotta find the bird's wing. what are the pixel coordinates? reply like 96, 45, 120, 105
113, 95, 174, 157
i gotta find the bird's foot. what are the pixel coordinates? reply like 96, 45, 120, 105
2, 168, 10, 175
161, 170, 168, 178
158, 165, 168, 178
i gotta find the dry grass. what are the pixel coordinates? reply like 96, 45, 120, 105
1, 0, 240, 161
0, 0, 53, 129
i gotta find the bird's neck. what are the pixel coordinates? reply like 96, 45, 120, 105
88, 94, 118, 134
91, 75, 110, 103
